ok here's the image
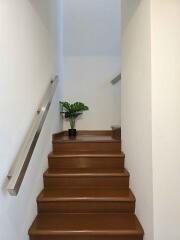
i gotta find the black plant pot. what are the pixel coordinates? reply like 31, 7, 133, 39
68, 129, 77, 137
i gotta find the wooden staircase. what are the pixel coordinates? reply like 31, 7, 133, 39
29, 130, 144, 240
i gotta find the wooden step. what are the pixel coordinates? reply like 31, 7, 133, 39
29, 213, 144, 240
28, 130, 144, 239
48, 153, 125, 170
111, 125, 121, 140
52, 132, 121, 154
37, 189, 135, 213
44, 169, 129, 189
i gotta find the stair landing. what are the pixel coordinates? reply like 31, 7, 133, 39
52, 131, 121, 154
53, 131, 118, 143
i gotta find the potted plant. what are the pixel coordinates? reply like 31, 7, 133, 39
60, 101, 89, 137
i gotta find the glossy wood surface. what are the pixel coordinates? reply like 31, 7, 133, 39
43, 169, 129, 189
29, 213, 143, 238
53, 130, 121, 154
53, 142, 121, 154
29, 130, 144, 240
37, 189, 135, 213
48, 153, 125, 170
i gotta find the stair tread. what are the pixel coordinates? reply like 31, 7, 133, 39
49, 153, 125, 158
29, 213, 144, 236
44, 168, 129, 177
53, 134, 120, 143
38, 189, 135, 202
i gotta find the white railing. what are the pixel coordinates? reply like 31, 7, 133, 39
7, 76, 59, 196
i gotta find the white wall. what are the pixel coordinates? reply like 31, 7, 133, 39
30, 0, 64, 78
122, 1, 180, 240
0, 1, 62, 240
63, 56, 121, 130
63, 0, 121, 130
151, 1, 180, 239
64, 0, 121, 56
121, 1, 153, 240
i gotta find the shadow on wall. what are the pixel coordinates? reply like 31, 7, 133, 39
122, 0, 141, 32
29, 0, 58, 29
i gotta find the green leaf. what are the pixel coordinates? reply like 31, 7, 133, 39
60, 101, 89, 128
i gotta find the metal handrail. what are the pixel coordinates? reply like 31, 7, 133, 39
7, 76, 59, 196
111, 73, 121, 85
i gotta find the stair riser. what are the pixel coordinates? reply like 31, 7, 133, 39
53, 142, 121, 154
30, 235, 143, 240
38, 201, 135, 213
112, 128, 121, 140
49, 157, 124, 170
44, 176, 129, 189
